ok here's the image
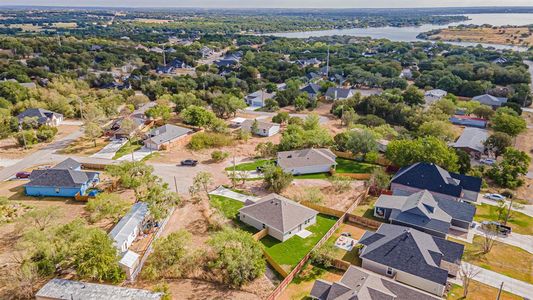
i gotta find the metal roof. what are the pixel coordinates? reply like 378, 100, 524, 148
109, 202, 149, 251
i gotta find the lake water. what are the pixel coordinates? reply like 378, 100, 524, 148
264, 13, 533, 51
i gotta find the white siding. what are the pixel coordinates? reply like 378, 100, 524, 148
239, 212, 316, 241
284, 164, 333, 175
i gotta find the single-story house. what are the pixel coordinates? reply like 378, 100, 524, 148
424, 89, 447, 106
109, 202, 149, 253
300, 83, 321, 99
277, 148, 337, 175
24, 158, 99, 198
241, 119, 280, 137
238, 193, 318, 242
35, 278, 162, 300
472, 94, 508, 109
245, 90, 275, 107
452, 127, 489, 159
390, 162, 482, 203
357, 224, 464, 297
374, 190, 476, 238
449, 115, 488, 128
109, 115, 148, 140
17, 108, 63, 127
144, 124, 193, 150
230, 117, 247, 127
296, 58, 321, 67
200, 46, 214, 58
119, 249, 141, 280
325, 87, 355, 100
310, 265, 440, 300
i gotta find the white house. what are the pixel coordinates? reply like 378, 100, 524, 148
241, 119, 280, 137
239, 194, 318, 241
108, 202, 149, 253
17, 108, 63, 127
277, 148, 337, 175
245, 90, 276, 107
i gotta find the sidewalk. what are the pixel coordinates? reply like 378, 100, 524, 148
472, 222, 533, 254
478, 196, 533, 218
454, 262, 533, 299
209, 186, 259, 203
91, 139, 127, 159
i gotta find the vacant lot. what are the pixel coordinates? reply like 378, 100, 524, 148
261, 214, 338, 272
427, 26, 533, 46
59, 136, 108, 155
335, 158, 376, 174
474, 203, 533, 235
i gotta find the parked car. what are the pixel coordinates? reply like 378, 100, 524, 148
481, 221, 512, 236
484, 193, 506, 201
256, 166, 265, 173
15, 172, 31, 179
341, 232, 352, 237
180, 159, 198, 166
480, 158, 496, 165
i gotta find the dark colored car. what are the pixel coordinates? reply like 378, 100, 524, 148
180, 159, 198, 166
15, 171, 31, 179
481, 221, 512, 236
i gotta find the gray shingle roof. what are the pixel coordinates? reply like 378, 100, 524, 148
325, 87, 355, 99
17, 108, 63, 124
241, 119, 279, 132
358, 224, 464, 285
473, 94, 508, 107
239, 194, 317, 233
453, 127, 489, 153
277, 148, 337, 169
109, 202, 149, 251
310, 266, 440, 300
146, 124, 192, 146
35, 278, 162, 300
300, 83, 321, 95
53, 158, 82, 170
26, 169, 98, 188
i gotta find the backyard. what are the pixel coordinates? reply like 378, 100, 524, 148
350, 196, 383, 222
209, 194, 244, 219
261, 214, 338, 272
225, 159, 273, 171
335, 158, 376, 174
474, 203, 533, 235
450, 236, 533, 284
324, 222, 369, 266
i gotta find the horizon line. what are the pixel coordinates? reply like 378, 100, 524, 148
1, 5, 533, 9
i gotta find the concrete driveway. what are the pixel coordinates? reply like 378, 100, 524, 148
91, 139, 127, 159
472, 221, 533, 254
117, 147, 155, 162
209, 186, 259, 203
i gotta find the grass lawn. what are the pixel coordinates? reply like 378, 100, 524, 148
209, 195, 244, 220
113, 140, 142, 160
474, 203, 533, 235
294, 173, 331, 179
350, 196, 384, 222
447, 282, 522, 300
225, 159, 274, 171
262, 214, 338, 272
335, 158, 376, 174
450, 236, 533, 284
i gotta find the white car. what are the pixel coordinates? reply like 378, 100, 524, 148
480, 158, 496, 165
484, 193, 506, 201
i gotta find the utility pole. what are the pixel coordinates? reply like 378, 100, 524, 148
504, 197, 514, 225
174, 176, 178, 194
326, 45, 330, 78
496, 282, 504, 300
163, 50, 166, 66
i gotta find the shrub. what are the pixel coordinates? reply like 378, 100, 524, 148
36, 125, 58, 142
329, 175, 352, 193
188, 132, 234, 150
15, 130, 37, 147
211, 150, 230, 162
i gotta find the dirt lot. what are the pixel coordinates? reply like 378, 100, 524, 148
0, 124, 80, 160
514, 111, 533, 203
427, 26, 533, 46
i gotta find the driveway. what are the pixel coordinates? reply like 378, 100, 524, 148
117, 147, 155, 162
209, 186, 259, 203
91, 139, 127, 159
472, 221, 533, 254
478, 194, 533, 217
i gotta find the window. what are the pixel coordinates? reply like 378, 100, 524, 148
262, 224, 265, 229
386, 267, 393, 276
55, 187, 60, 193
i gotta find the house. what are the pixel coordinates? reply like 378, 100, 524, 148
357, 224, 464, 297
169, 58, 193, 69
472, 94, 508, 109
296, 58, 321, 67
306, 72, 322, 81
119, 249, 141, 280
17, 108, 63, 127
424, 89, 447, 106
449, 115, 488, 128
452, 127, 489, 159
374, 190, 476, 238
144, 124, 193, 150
310, 265, 440, 300
25, 158, 99, 198
200, 46, 214, 58
400, 68, 413, 80
109, 202, 149, 253
390, 162, 482, 203
325, 87, 355, 100
492, 57, 508, 64
109, 115, 148, 140
35, 278, 162, 300
156, 65, 174, 74
149, 47, 164, 54
245, 90, 275, 107
90, 45, 103, 51
215, 52, 242, 68
238, 193, 318, 241
300, 83, 321, 99
277, 148, 337, 175
241, 119, 280, 137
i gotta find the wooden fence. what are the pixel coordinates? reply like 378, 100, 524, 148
264, 188, 369, 300
300, 202, 345, 218
253, 228, 269, 241
335, 173, 372, 180
344, 214, 381, 229
332, 150, 390, 167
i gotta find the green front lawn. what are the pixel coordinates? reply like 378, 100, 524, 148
474, 203, 533, 235
209, 195, 244, 220
113, 140, 142, 160
225, 159, 274, 171
262, 214, 338, 272
294, 173, 331, 179
335, 158, 376, 174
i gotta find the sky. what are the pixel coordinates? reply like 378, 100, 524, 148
1, 0, 532, 8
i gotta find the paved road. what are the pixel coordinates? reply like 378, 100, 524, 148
454, 262, 533, 299
0, 129, 83, 181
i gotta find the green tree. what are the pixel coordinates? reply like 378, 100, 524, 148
207, 228, 265, 288
145, 105, 172, 121
487, 147, 531, 188
15, 130, 37, 148
272, 112, 290, 124
180, 105, 216, 128
491, 108, 526, 137
294, 94, 308, 112
263, 164, 293, 193
0, 81, 29, 104
84, 121, 103, 147
106, 161, 156, 197
85, 192, 130, 223
455, 149, 472, 174
402, 86, 424, 106
472, 105, 494, 119
346, 129, 378, 157
36, 125, 58, 142
211, 95, 247, 119
418, 120, 459, 142
386, 136, 459, 171
189, 171, 214, 200
369, 168, 391, 191
255, 142, 277, 158
484, 132, 512, 158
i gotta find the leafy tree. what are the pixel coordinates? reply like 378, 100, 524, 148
346, 129, 378, 157
36, 125, 58, 142
294, 93, 308, 111
303, 113, 320, 130
487, 147, 531, 188
0, 81, 29, 103
386, 136, 459, 171
402, 86, 424, 106
189, 172, 214, 200
145, 104, 172, 121
141, 182, 181, 221
180, 105, 216, 128
15, 130, 37, 148
272, 112, 290, 124
85, 192, 130, 223
211, 95, 247, 119
484, 132, 512, 158
106, 161, 156, 197
207, 228, 265, 287
171, 92, 206, 113
417, 120, 458, 142
491, 108, 526, 136
310, 243, 336, 268
341, 108, 358, 126
369, 168, 390, 191
455, 149, 471, 174
263, 164, 293, 193
211, 150, 230, 162
84, 121, 103, 147
472, 105, 494, 119
255, 141, 277, 158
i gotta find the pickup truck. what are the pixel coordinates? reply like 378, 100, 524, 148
481, 221, 512, 236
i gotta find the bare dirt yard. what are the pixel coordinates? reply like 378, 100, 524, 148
427, 26, 533, 47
